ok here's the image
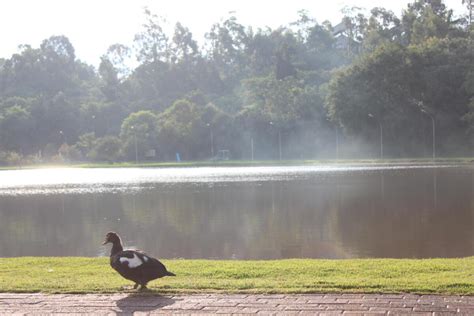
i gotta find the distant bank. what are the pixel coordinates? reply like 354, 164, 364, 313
1, 158, 474, 170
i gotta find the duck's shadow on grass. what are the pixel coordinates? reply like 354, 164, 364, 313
115, 292, 177, 315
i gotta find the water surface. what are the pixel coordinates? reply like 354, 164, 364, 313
0, 165, 472, 259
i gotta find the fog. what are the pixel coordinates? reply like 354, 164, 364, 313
0, 1, 472, 165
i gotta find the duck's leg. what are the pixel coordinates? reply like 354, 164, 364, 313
138, 283, 149, 291
133, 283, 139, 289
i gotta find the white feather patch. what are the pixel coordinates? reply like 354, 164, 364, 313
143, 256, 149, 262
119, 253, 143, 268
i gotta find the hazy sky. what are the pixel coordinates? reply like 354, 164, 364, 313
0, 0, 467, 67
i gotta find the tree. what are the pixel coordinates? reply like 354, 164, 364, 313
462, 0, 473, 25
363, 8, 402, 51
240, 75, 325, 159
103, 44, 132, 79
0, 99, 34, 153
304, 22, 339, 69
157, 99, 203, 160
171, 22, 199, 63
120, 111, 160, 160
290, 9, 317, 41
134, 8, 170, 63
88, 136, 122, 162
205, 14, 250, 88
72, 132, 97, 159
0, 2, 472, 162
98, 57, 120, 101
327, 38, 473, 157
39, 35, 77, 93
40, 35, 75, 65
339, 6, 368, 56
401, 0, 463, 45
275, 43, 297, 79
327, 43, 420, 157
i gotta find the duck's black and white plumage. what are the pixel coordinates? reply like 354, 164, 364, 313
102, 232, 175, 290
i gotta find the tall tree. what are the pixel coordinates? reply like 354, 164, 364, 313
171, 22, 199, 63
120, 110, 160, 160
134, 8, 170, 63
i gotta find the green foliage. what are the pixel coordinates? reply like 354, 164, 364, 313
158, 99, 202, 160
327, 37, 473, 157
0, 151, 23, 166
0, 101, 34, 152
72, 133, 97, 159
133, 9, 170, 63
0, 2, 472, 163
120, 111, 160, 160
88, 136, 122, 162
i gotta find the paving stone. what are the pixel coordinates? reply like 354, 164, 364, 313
284, 304, 326, 311
342, 313, 386, 316
324, 304, 368, 311
236, 303, 279, 309
306, 298, 339, 304
339, 295, 366, 299
256, 298, 299, 304
346, 299, 377, 304
0, 293, 473, 314
370, 306, 413, 312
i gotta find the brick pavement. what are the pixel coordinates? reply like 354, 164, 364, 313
1, 293, 473, 315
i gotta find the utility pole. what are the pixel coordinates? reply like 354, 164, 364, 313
251, 137, 254, 161
368, 114, 383, 160
206, 123, 214, 158
417, 99, 436, 161
421, 109, 436, 161
278, 130, 282, 161
269, 121, 282, 161
131, 126, 138, 164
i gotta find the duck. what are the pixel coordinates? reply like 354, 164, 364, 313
102, 231, 175, 290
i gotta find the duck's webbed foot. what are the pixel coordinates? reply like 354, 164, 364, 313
138, 284, 150, 292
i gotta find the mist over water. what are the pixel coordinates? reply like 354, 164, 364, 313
0, 165, 472, 259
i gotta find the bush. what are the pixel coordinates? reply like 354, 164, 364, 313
0, 151, 23, 166
87, 136, 122, 162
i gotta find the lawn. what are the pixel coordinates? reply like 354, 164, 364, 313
74, 158, 474, 169
0, 257, 473, 294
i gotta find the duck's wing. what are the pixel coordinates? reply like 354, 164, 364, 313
112, 250, 175, 281
125, 247, 145, 254
111, 250, 145, 270
137, 252, 174, 277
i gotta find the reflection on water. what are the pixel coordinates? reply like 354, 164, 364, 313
0, 166, 473, 259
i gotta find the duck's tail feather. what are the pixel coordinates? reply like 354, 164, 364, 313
166, 271, 176, 276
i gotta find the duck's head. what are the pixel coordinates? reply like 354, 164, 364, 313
102, 231, 121, 245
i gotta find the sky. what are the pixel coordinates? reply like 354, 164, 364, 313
0, 0, 467, 67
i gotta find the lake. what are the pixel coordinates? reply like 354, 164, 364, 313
0, 165, 473, 259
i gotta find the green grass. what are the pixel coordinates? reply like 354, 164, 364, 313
1, 257, 473, 294
2, 157, 474, 170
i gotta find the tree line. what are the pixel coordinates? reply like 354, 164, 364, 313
0, 0, 473, 165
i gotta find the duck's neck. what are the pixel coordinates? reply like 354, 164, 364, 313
110, 241, 123, 256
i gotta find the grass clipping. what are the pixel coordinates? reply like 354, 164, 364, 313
0, 257, 473, 294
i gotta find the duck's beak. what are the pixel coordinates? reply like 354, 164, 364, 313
102, 239, 109, 245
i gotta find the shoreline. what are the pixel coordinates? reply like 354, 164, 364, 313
1, 157, 473, 170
